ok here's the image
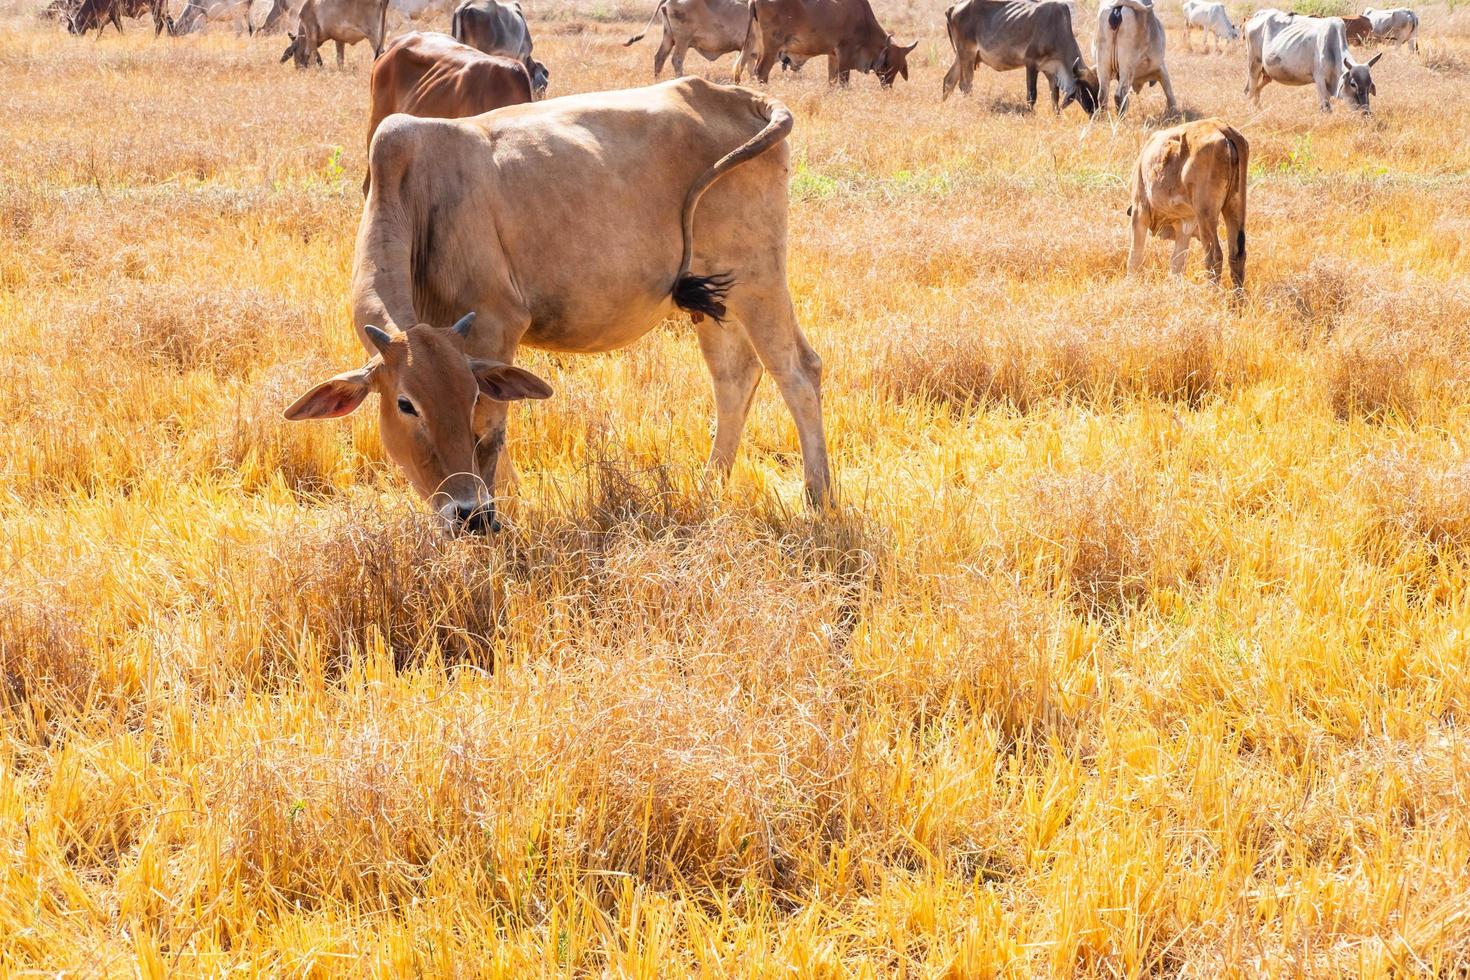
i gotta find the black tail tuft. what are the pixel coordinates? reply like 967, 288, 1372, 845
1108, 5, 1123, 29
673, 272, 735, 322
1235, 229, 1246, 258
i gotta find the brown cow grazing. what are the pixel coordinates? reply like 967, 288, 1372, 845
280, 0, 388, 67
1127, 118, 1248, 289
1340, 14, 1372, 45
284, 77, 831, 529
737, 0, 917, 86
625, 0, 751, 78
365, 33, 533, 193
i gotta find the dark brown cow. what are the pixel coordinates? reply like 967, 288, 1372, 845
737, 0, 916, 86
66, 0, 169, 35
67, 0, 122, 34
365, 32, 533, 193
1340, 14, 1372, 45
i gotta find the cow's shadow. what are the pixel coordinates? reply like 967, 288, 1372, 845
982, 94, 1039, 115
1139, 104, 1205, 126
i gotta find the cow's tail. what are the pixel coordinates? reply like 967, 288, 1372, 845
672, 95, 793, 322
450, 2, 462, 40
1224, 128, 1248, 261
374, 0, 387, 56
624, 0, 666, 45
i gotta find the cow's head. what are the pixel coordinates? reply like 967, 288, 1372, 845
874, 35, 918, 86
1339, 52, 1381, 111
281, 32, 323, 68
1060, 57, 1100, 116
284, 314, 553, 532
529, 59, 550, 98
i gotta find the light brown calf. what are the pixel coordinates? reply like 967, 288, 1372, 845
1127, 118, 1248, 288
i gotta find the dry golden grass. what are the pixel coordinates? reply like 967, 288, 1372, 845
4, 0, 1470, 973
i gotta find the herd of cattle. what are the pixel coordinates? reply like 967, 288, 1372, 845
34, 0, 1432, 522
46, 0, 1422, 114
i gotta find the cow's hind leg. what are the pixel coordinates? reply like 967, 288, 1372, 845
695, 319, 763, 484
727, 286, 831, 507
1157, 65, 1179, 114
335, 40, 345, 67
653, 24, 674, 76
1195, 208, 1224, 283
941, 41, 976, 99
1026, 65, 1039, 109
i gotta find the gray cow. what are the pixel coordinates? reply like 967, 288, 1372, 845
1245, 9, 1381, 111
1094, 0, 1177, 115
941, 0, 1099, 114
452, 0, 548, 96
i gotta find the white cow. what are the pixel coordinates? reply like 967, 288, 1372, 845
1362, 7, 1418, 51
1095, 0, 1177, 114
1245, 10, 1382, 111
1182, 0, 1238, 52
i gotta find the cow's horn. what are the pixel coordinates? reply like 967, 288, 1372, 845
364, 324, 395, 354
449, 312, 476, 337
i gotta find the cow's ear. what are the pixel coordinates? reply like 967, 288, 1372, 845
469, 360, 553, 402
1367, 52, 1382, 67
283, 365, 377, 420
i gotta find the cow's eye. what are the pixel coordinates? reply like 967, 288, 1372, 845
397, 397, 418, 416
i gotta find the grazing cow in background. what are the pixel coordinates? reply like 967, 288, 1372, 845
248, 0, 305, 33
451, 0, 548, 96
171, 0, 250, 35
364, 33, 532, 192
281, 0, 388, 66
624, 0, 751, 78
1245, 11, 1380, 111
388, 0, 452, 27
1362, 7, 1418, 51
1127, 117, 1247, 288
284, 77, 831, 527
1181, 0, 1237, 52
941, 0, 1099, 115
67, 0, 122, 34
737, 0, 917, 86
1094, 0, 1177, 114
1341, 13, 1372, 44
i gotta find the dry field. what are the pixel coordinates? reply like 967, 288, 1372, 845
4, 0, 1470, 973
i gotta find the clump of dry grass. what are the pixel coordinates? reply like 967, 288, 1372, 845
0, 598, 94, 721
877, 282, 1243, 411
1004, 462, 1194, 614
1354, 447, 1470, 552
1323, 278, 1470, 419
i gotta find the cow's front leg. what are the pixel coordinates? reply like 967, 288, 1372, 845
1047, 73, 1061, 111
1026, 64, 1039, 109
1315, 72, 1333, 111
